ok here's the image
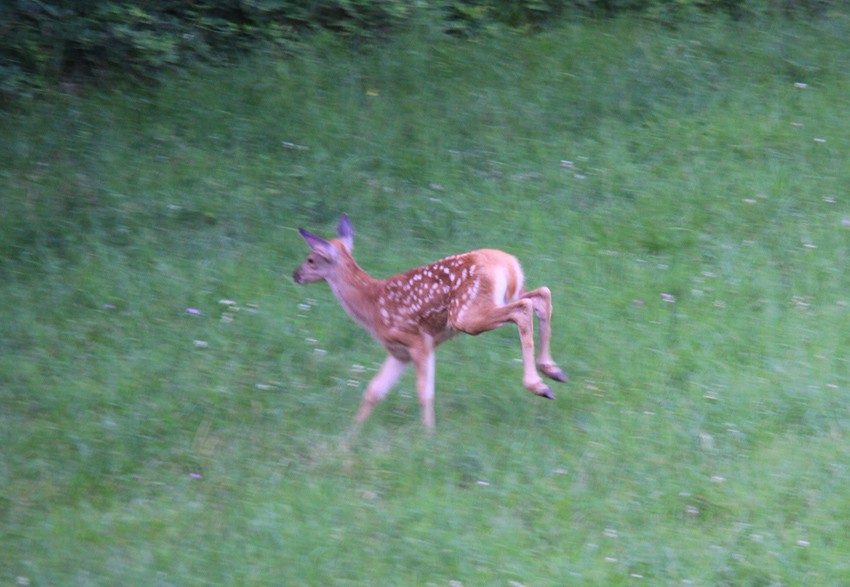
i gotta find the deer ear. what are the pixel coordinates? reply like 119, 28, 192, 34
299, 228, 336, 260
337, 213, 353, 253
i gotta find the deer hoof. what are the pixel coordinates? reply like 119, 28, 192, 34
539, 364, 569, 383
535, 386, 555, 400
552, 371, 568, 383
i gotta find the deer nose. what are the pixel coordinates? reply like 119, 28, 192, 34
293, 269, 303, 284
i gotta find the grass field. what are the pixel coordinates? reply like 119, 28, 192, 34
2, 11, 850, 586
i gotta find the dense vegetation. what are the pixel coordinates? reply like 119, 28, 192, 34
2, 3, 850, 586
0, 0, 839, 103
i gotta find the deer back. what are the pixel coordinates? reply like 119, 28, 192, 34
375, 249, 524, 342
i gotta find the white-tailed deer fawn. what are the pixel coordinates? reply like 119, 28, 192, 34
293, 214, 567, 429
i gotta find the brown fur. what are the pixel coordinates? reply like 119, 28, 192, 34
293, 215, 567, 429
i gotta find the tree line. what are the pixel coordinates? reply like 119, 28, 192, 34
0, 0, 833, 104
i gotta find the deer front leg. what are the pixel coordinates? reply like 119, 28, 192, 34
355, 354, 408, 424
409, 336, 437, 430
521, 287, 568, 383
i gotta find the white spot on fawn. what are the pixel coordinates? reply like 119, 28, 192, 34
468, 277, 480, 301
492, 266, 508, 306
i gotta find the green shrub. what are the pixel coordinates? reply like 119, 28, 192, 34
0, 0, 843, 105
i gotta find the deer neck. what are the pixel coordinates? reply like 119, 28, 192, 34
325, 254, 385, 337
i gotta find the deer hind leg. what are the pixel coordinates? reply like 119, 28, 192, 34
520, 286, 568, 383
355, 354, 408, 424
451, 298, 554, 399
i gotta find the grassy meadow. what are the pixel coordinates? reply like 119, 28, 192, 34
3, 12, 850, 586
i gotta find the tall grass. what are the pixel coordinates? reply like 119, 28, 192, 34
2, 13, 850, 586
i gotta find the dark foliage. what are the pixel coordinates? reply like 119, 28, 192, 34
0, 0, 838, 103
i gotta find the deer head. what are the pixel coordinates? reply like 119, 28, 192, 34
292, 214, 354, 284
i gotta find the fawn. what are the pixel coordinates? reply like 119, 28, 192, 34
293, 214, 567, 429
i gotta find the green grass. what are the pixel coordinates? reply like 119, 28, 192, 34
3, 12, 850, 586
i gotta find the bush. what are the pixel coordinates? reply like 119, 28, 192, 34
0, 0, 843, 105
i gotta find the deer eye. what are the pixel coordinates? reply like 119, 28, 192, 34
307, 258, 315, 265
